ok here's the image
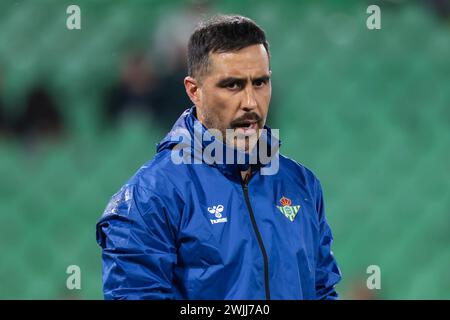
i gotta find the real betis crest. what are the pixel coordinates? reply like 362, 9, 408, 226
276, 196, 300, 222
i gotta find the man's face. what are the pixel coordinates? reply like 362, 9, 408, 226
192, 44, 271, 152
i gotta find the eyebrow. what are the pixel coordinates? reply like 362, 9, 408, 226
216, 75, 271, 87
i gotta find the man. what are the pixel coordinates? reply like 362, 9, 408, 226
96, 14, 341, 300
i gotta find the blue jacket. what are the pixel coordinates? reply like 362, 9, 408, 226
96, 107, 341, 300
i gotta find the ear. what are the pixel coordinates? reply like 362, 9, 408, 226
184, 76, 201, 106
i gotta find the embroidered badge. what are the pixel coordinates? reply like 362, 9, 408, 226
276, 196, 300, 222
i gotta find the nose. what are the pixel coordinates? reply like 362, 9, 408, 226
242, 86, 257, 112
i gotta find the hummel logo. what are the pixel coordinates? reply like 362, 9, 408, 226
208, 205, 228, 224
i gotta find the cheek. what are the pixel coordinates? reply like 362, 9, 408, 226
257, 87, 272, 110
203, 85, 227, 108
204, 90, 238, 123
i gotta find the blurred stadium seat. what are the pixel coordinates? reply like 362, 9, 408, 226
0, 0, 448, 299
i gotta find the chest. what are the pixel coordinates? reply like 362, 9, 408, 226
176, 172, 321, 267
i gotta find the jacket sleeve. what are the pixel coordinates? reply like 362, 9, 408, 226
314, 179, 342, 300
96, 183, 178, 300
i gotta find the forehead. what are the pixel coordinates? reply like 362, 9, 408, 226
207, 44, 270, 79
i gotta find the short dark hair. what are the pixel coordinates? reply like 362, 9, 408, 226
187, 14, 270, 79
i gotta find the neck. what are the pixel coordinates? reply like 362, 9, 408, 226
240, 168, 251, 182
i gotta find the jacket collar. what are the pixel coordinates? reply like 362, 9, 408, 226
157, 106, 281, 181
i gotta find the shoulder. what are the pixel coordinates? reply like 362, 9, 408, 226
128, 149, 191, 194
279, 153, 321, 189
101, 150, 188, 221
278, 154, 327, 218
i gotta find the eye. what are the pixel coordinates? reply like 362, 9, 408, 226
227, 82, 242, 90
253, 79, 267, 88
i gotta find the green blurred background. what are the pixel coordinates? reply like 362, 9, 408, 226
0, 0, 449, 299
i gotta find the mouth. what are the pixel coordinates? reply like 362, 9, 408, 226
233, 121, 258, 135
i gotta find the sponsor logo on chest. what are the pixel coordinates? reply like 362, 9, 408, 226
207, 205, 228, 224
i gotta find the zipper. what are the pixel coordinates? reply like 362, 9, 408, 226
240, 174, 271, 300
